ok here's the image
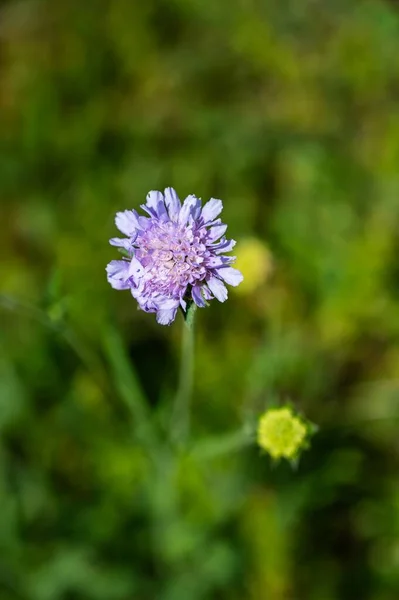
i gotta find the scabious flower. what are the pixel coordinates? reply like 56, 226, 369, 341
257, 407, 309, 460
106, 188, 244, 324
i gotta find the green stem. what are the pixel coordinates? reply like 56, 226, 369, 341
189, 428, 253, 461
172, 302, 196, 445
102, 325, 156, 451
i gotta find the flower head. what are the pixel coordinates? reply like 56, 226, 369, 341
106, 188, 243, 324
257, 407, 308, 460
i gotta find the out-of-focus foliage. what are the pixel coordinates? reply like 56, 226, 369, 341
1, 0, 399, 598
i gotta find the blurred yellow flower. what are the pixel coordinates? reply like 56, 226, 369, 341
257, 407, 308, 460
234, 238, 272, 294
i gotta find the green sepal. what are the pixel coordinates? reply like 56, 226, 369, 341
117, 248, 131, 258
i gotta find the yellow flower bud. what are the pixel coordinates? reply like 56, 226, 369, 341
257, 407, 308, 460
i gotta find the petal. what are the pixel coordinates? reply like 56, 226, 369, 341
164, 187, 181, 221
115, 210, 140, 236
207, 224, 228, 242
106, 260, 131, 290
106, 259, 129, 278
179, 195, 202, 226
132, 289, 153, 312
202, 286, 212, 300
138, 215, 150, 230
216, 266, 244, 286
188, 194, 202, 220
146, 190, 164, 210
201, 198, 223, 223
214, 238, 236, 253
192, 285, 207, 307
206, 255, 235, 268
143, 190, 168, 220
109, 237, 136, 250
207, 275, 228, 302
128, 256, 144, 283
156, 307, 178, 325
156, 297, 180, 310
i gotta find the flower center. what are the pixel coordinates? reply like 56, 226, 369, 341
135, 221, 208, 290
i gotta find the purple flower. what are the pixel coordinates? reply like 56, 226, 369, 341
106, 188, 244, 325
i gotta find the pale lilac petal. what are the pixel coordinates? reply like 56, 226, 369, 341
192, 285, 206, 307
207, 276, 228, 302
146, 190, 164, 210
179, 195, 202, 226
187, 195, 202, 220
155, 297, 180, 310
216, 266, 244, 286
109, 237, 135, 250
133, 290, 153, 312
164, 187, 181, 221
138, 215, 150, 230
128, 256, 144, 283
142, 191, 168, 220
206, 255, 235, 268
214, 238, 236, 253
106, 259, 129, 278
156, 307, 178, 325
115, 210, 140, 236
106, 260, 130, 290
201, 198, 223, 223
207, 224, 228, 242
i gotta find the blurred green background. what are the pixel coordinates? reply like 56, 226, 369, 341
2, 0, 399, 598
